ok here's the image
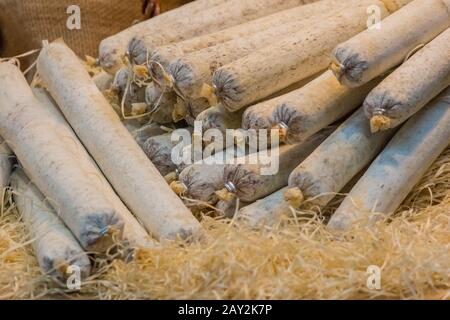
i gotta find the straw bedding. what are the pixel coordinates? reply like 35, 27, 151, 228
0, 146, 448, 300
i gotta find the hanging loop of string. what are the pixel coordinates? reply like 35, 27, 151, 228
0, 48, 41, 75
117, 54, 154, 120
141, 49, 166, 116
148, 58, 188, 102
144, 48, 189, 121
146, 60, 170, 113
117, 48, 188, 121
145, 58, 188, 121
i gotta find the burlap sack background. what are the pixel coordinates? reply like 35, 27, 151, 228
0, 0, 192, 61
158, 0, 193, 12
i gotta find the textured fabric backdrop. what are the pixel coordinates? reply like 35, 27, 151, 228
0, 0, 192, 59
